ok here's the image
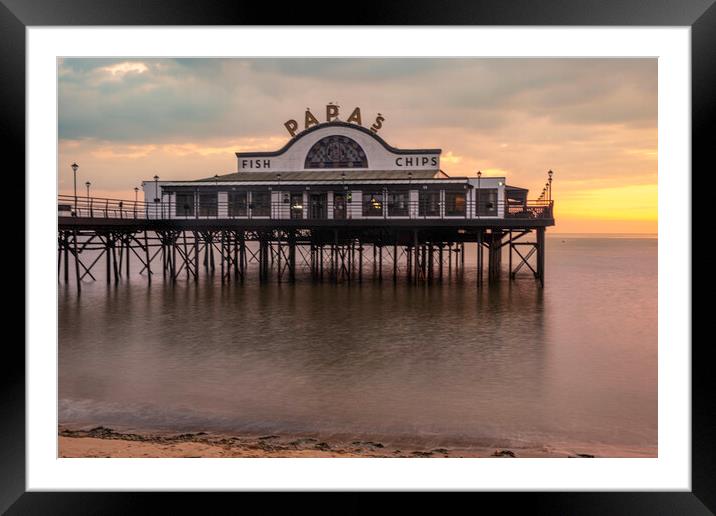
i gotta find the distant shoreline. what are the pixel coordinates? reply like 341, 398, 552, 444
548, 233, 657, 238
58, 426, 655, 459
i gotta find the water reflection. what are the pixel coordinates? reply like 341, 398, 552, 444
59, 237, 656, 451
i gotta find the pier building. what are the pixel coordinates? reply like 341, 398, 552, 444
58, 119, 554, 290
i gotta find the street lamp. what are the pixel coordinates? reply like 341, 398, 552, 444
71, 162, 79, 215
134, 186, 139, 203
84, 181, 91, 217
477, 170, 482, 217
153, 175, 160, 202
548, 170, 553, 201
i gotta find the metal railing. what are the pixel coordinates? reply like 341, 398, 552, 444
58, 194, 553, 221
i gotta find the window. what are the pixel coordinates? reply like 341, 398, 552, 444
304, 135, 368, 168
290, 193, 304, 220
175, 192, 195, 217
419, 190, 440, 217
387, 191, 409, 216
198, 192, 217, 217
445, 191, 466, 216
228, 191, 247, 217
251, 191, 270, 217
362, 191, 384, 217
475, 188, 498, 216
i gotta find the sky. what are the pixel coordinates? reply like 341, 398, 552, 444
58, 58, 657, 234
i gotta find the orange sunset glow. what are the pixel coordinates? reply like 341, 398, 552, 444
58, 58, 657, 234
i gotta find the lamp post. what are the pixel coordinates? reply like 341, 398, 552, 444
153, 175, 160, 219
134, 186, 139, 203
84, 181, 91, 217
71, 162, 79, 215
548, 170, 553, 202
477, 170, 482, 217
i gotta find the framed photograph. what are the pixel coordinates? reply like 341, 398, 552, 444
7, 0, 710, 511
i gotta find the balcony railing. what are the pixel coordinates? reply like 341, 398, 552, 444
58, 194, 554, 222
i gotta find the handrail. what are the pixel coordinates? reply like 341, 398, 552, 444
58, 194, 554, 221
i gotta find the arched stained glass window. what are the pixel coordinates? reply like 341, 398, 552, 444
304, 135, 368, 169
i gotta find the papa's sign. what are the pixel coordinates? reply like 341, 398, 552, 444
284, 104, 385, 137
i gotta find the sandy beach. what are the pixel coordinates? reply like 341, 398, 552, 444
58, 426, 654, 458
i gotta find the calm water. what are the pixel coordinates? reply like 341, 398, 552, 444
58, 235, 657, 453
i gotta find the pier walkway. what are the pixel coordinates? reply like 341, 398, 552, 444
58, 195, 555, 290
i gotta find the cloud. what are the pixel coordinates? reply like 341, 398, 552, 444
58, 58, 657, 142
441, 151, 463, 165
100, 61, 149, 78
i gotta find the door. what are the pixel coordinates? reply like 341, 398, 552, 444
333, 193, 346, 219
310, 193, 327, 219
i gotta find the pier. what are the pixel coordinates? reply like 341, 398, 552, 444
57, 195, 554, 291
58, 118, 555, 290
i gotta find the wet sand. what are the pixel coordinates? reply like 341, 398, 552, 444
58, 426, 653, 458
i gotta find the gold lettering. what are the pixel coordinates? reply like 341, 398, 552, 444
305, 109, 320, 129
370, 113, 385, 133
326, 103, 340, 122
284, 119, 299, 137
346, 107, 362, 125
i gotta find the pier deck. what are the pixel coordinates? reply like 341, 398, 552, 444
58, 195, 554, 290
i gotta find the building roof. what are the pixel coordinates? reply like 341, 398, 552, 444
198, 170, 444, 182
236, 121, 441, 158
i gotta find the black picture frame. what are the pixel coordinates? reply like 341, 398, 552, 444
5, 0, 710, 512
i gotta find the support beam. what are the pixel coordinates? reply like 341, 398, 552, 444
289, 232, 296, 282
58, 223, 551, 289
72, 230, 81, 292
476, 230, 483, 287
413, 231, 419, 284
358, 242, 363, 283
488, 230, 503, 282
144, 230, 152, 283
537, 227, 546, 287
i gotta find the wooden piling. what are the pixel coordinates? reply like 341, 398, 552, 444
358, 242, 363, 283
289, 233, 296, 282
393, 243, 398, 282
537, 227, 545, 287
144, 230, 152, 283
72, 230, 81, 292
63, 233, 69, 283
